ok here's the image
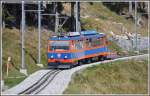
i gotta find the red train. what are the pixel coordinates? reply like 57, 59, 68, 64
47, 30, 117, 68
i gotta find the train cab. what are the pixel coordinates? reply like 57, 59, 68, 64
47, 30, 113, 69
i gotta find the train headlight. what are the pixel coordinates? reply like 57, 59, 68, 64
57, 54, 61, 58
64, 55, 67, 59
50, 55, 54, 58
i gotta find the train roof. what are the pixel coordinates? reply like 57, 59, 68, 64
48, 30, 106, 41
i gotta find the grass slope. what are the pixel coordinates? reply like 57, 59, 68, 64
80, 3, 148, 36
64, 59, 148, 94
2, 27, 50, 87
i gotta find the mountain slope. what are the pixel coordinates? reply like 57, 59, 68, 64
2, 27, 50, 87
64, 59, 148, 94
79, 2, 148, 36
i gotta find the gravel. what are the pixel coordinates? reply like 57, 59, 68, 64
2, 70, 51, 95
2, 54, 148, 95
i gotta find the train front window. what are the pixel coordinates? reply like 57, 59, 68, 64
50, 41, 70, 51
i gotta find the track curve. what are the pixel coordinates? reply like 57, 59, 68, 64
19, 70, 61, 95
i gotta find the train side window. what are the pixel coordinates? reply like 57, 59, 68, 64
91, 38, 100, 47
74, 40, 83, 50
85, 39, 92, 48
96, 38, 100, 46
100, 37, 104, 45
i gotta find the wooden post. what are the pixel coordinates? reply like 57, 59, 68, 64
6, 57, 12, 76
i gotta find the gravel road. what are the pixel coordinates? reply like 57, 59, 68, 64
2, 54, 148, 95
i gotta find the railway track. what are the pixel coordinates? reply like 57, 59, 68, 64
18, 69, 62, 95
2, 54, 148, 95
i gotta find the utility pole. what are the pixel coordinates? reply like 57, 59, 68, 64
55, 3, 59, 33
134, 1, 138, 51
0, 1, 2, 73
37, 1, 43, 67
71, 3, 75, 31
75, 1, 79, 32
129, 1, 132, 16
55, 12, 59, 33
75, 1, 81, 32
148, 1, 150, 88
0, 1, 4, 91
149, 1, 150, 31
78, 2, 81, 32
20, 1, 27, 75
128, 1, 134, 51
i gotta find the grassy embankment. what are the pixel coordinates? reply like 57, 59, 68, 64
80, 2, 148, 55
80, 2, 148, 36
64, 58, 148, 94
2, 27, 50, 87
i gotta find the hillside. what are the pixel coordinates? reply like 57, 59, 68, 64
78, 3, 148, 36
64, 58, 148, 94
2, 28, 51, 87
63, 2, 148, 36
78, 3, 148, 53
